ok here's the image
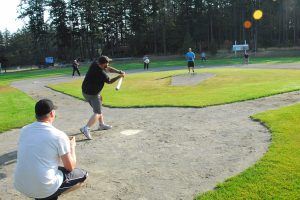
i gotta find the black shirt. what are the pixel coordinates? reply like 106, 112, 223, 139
82, 62, 110, 95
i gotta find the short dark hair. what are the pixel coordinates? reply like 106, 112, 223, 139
35, 99, 57, 119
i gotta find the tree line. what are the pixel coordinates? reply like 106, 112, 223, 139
0, 0, 299, 67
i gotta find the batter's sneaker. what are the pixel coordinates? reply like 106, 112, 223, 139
80, 126, 92, 140
98, 124, 112, 130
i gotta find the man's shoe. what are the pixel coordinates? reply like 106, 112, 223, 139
98, 124, 112, 130
80, 126, 92, 140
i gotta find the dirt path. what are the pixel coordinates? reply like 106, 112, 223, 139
1, 64, 300, 200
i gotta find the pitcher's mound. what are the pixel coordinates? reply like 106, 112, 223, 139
171, 73, 215, 86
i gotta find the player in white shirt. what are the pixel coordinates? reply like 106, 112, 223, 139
14, 99, 88, 200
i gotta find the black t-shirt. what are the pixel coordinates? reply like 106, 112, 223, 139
82, 62, 110, 95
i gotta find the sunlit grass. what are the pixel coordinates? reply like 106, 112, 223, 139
49, 68, 300, 108
195, 103, 300, 199
0, 86, 35, 132
0, 66, 89, 86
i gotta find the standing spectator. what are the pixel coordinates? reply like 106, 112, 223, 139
201, 51, 207, 61
244, 52, 249, 64
185, 48, 196, 73
14, 99, 88, 200
80, 56, 125, 140
143, 55, 150, 70
72, 59, 81, 77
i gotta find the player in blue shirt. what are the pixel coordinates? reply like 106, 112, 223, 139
185, 48, 195, 73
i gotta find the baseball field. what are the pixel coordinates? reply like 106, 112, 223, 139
1, 57, 300, 199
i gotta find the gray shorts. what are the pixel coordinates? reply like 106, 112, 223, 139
82, 93, 102, 114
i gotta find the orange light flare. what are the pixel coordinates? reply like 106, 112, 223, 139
243, 20, 252, 29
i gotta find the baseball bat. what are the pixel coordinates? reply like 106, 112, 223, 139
116, 77, 123, 91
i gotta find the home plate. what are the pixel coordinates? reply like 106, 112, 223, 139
120, 129, 142, 136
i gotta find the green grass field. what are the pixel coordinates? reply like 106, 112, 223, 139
111, 56, 300, 69
0, 67, 90, 132
1, 56, 300, 199
49, 68, 300, 108
0, 86, 36, 132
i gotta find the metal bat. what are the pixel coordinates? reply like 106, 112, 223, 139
116, 77, 123, 91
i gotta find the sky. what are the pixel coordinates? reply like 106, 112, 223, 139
0, 0, 25, 33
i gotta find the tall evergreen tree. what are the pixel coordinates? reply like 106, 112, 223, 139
126, 0, 147, 55
4, 0, 300, 66
19, 0, 47, 65
48, 0, 71, 61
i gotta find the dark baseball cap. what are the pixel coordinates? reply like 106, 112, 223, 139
98, 56, 112, 64
35, 99, 57, 117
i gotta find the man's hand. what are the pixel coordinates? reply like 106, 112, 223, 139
119, 71, 125, 78
61, 136, 77, 171
69, 136, 76, 148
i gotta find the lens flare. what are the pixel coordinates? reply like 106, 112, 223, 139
243, 20, 252, 29
253, 10, 263, 20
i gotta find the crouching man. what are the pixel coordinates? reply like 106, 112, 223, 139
14, 99, 88, 200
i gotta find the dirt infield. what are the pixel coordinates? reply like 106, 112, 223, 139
1, 64, 300, 200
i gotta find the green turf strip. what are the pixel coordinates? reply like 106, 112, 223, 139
112, 56, 300, 69
195, 103, 300, 199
